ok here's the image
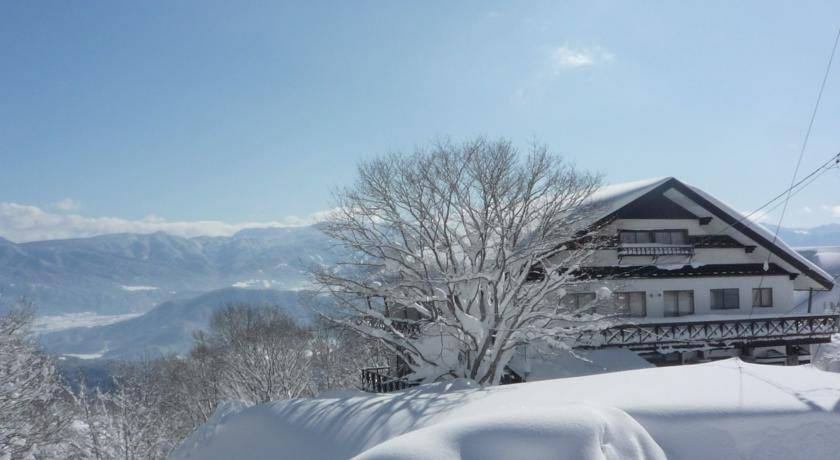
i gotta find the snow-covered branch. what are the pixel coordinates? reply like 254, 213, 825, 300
316, 138, 618, 385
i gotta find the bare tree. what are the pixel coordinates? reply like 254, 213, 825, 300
310, 320, 389, 392
0, 305, 74, 458
68, 380, 115, 460
159, 345, 225, 431
108, 358, 174, 460
203, 305, 314, 403
315, 138, 610, 385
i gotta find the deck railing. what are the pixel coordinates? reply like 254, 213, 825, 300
360, 367, 419, 393
577, 314, 839, 350
617, 245, 694, 257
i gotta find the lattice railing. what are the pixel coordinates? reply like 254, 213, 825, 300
578, 314, 839, 349
360, 367, 419, 393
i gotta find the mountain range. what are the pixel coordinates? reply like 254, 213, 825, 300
0, 225, 338, 315
3, 223, 839, 317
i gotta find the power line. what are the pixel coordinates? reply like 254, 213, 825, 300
768, 27, 840, 249
727, 152, 840, 229
757, 28, 840, 303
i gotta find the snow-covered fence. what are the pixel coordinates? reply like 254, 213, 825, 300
576, 314, 840, 350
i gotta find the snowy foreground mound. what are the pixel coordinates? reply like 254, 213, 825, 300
172, 359, 840, 460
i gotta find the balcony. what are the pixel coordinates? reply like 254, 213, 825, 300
576, 313, 840, 351
617, 244, 694, 257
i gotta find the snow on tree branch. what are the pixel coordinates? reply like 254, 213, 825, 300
315, 137, 618, 385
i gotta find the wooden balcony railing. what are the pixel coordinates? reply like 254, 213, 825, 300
617, 245, 694, 257
360, 367, 419, 393
577, 314, 840, 350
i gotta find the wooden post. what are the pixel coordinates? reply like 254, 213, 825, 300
785, 345, 799, 366
741, 346, 754, 360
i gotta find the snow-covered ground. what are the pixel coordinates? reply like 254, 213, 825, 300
32, 311, 143, 333
172, 359, 840, 460
814, 337, 840, 372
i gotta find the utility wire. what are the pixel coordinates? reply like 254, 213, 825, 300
768, 28, 840, 249
757, 28, 840, 311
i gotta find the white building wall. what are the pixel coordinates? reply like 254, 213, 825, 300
594, 219, 809, 283
556, 215, 809, 318
569, 275, 794, 318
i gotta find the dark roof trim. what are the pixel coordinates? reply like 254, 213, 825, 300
573, 263, 792, 280
591, 178, 835, 290
669, 180, 835, 290
596, 234, 746, 249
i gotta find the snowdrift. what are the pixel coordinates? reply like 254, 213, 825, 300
172, 359, 840, 460
354, 405, 662, 460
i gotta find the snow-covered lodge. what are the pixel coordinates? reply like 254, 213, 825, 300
559, 177, 836, 366
361, 177, 838, 391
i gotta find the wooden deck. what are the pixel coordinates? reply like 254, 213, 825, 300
576, 313, 839, 351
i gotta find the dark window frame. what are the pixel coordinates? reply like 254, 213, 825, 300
711, 288, 740, 310
561, 292, 597, 310
618, 229, 689, 246
663, 290, 694, 317
615, 291, 647, 317
752, 288, 773, 308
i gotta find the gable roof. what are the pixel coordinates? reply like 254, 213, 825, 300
587, 177, 835, 291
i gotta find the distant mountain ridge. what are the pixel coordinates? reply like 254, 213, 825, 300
0, 226, 337, 315
2, 222, 839, 316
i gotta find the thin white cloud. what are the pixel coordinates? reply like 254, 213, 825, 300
52, 198, 81, 212
743, 209, 772, 223
549, 45, 613, 72
802, 205, 813, 214
833, 205, 840, 218
0, 202, 333, 243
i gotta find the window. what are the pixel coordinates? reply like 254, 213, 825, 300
654, 231, 671, 244
664, 290, 694, 317
619, 231, 649, 244
561, 292, 597, 312
619, 230, 687, 245
711, 288, 740, 310
615, 291, 647, 317
752, 288, 773, 308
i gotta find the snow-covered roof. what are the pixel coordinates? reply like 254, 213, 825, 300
569, 177, 670, 232
584, 177, 671, 213
584, 177, 834, 290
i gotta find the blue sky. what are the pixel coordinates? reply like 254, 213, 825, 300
2, 1, 840, 241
